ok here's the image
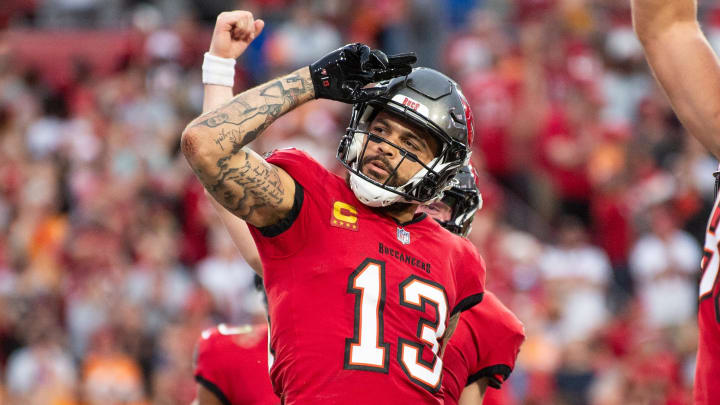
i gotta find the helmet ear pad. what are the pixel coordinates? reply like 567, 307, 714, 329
342, 103, 383, 168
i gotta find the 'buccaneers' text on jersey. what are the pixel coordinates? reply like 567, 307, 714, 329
248, 149, 486, 405
194, 324, 279, 405
442, 291, 525, 405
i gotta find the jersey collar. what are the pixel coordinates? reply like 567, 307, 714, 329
390, 212, 428, 227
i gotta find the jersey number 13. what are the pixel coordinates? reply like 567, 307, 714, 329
344, 258, 448, 393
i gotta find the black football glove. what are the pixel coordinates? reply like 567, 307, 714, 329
309, 43, 417, 103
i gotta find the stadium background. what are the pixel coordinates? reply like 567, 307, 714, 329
0, 0, 717, 403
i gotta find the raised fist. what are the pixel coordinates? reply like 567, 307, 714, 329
309, 43, 417, 103
209, 11, 264, 59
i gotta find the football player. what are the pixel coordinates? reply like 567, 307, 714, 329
183, 10, 485, 404
631, 0, 720, 403
418, 167, 525, 405
193, 323, 276, 405
202, 167, 523, 405
192, 276, 278, 405
441, 289, 524, 405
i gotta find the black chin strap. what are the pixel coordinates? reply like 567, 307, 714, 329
714, 170, 720, 200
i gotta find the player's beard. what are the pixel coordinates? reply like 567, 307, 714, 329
343, 171, 418, 217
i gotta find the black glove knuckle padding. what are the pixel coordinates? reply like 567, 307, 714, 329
310, 43, 416, 104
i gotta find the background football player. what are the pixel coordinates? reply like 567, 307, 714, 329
192, 275, 278, 405
183, 10, 485, 404
631, 0, 720, 403
418, 167, 525, 405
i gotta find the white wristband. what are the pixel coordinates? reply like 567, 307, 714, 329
202, 52, 236, 87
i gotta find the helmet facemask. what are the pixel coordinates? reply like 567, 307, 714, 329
430, 165, 483, 237
436, 187, 482, 237
337, 67, 473, 208
338, 99, 468, 207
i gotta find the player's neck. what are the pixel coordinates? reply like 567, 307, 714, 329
376, 202, 420, 224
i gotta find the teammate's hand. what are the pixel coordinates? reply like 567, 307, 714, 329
209, 11, 265, 59
309, 43, 417, 103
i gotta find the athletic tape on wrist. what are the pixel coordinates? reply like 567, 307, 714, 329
202, 52, 236, 87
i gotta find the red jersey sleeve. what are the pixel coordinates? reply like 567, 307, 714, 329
194, 327, 234, 404
442, 292, 524, 405
466, 292, 525, 388
248, 148, 334, 259
450, 239, 486, 315
263, 148, 331, 191
193, 324, 278, 405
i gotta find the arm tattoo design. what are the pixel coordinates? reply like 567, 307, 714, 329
186, 69, 313, 221
211, 149, 286, 220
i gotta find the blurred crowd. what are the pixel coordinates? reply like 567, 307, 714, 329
1, 0, 719, 404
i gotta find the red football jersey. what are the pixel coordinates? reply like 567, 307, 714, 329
696, 194, 720, 404
441, 291, 525, 405
247, 149, 486, 405
194, 324, 279, 405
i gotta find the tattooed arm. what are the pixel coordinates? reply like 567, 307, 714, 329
184, 26, 414, 227
198, 11, 265, 275
181, 67, 315, 228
